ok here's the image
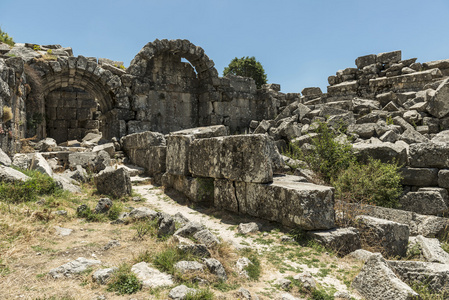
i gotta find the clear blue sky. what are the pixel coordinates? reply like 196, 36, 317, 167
1, 0, 449, 93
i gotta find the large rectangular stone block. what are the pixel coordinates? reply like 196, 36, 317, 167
166, 125, 228, 176
189, 134, 277, 183
162, 173, 214, 204
409, 142, 449, 168
214, 175, 335, 230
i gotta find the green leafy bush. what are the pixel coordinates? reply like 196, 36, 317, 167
332, 158, 402, 208
0, 170, 58, 203
0, 27, 14, 46
107, 264, 141, 295
285, 122, 355, 182
223, 56, 268, 88
284, 121, 403, 208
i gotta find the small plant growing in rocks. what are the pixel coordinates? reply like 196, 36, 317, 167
107, 263, 142, 295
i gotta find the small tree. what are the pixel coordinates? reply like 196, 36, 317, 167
223, 56, 267, 89
0, 27, 14, 46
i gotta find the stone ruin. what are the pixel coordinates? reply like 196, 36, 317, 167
2, 40, 449, 298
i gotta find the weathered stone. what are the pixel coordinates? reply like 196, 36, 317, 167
49, 257, 101, 278
409, 142, 449, 168
347, 123, 377, 139
237, 222, 261, 235
377, 50, 402, 64
400, 167, 438, 186
53, 174, 82, 193
352, 253, 418, 300
203, 258, 227, 280
347, 249, 373, 262
427, 78, 449, 118
157, 212, 175, 237
399, 190, 448, 216
173, 261, 204, 273
129, 207, 158, 220
214, 175, 335, 230
352, 142, 407, 165
355, 54, 377, 69
174, 221, 205, 237
30, 153, 53, 177
94, 198, 113, 214
275, 278, 292, 290
400, 128, 429, 144
94, 167, 131, 198
54, 226, 73, 237
193, 229, 220, 248
92, 268, 117, 285
161, 174, 214, 204
355, 215, 409, 257
34, 138, 58, 152
178, 244, 210, 258
189, 134, 275, 183
414, 235, 449, 264
131, 262, 174, 288
0, 148, 11, 166
68, 150, 111, 172
253, 119, 271, 134
168, 285, 198, 300
307, 227, 361, 256
0, 165, 30, 182
293, 271, 317, 291
339, 201, 449, 238
379, 130, 400, 143
388, 260, 449, 293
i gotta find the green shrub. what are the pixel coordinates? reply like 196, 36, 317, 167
0, 27, 14, 46
332, 158, 402, 208
0, 170, 58, 203
107, 264, 142, 295
285, 122, 355, 182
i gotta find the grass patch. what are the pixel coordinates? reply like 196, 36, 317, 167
0, 170, 59, 204
107, 263, 142, 295
186, 288, 214, 300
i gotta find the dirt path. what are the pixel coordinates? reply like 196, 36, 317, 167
134, 183, 362, 299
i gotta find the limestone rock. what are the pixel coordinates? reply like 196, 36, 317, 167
94, 167, 132, 198
53, 173, 82, 193
0, 148, 11, 166
409, 142, 449, 168
352, 253, 418, 300
68, 150, 111, 173
214, 175, 335, 230
399, 190, 448, 216
352, 141, 407, 165
94, 198, 113, 214
355, 215, 409, 257
168, 285, 198, 300
92, 267, 117, 285
203, 258, 227, 280
347, 249, 374, 262
400, 167, 438, 186
30, 153, 53, 177
388, 260, 449, 293
174, 222, 205, 237
178, 244, 211, 258
427, 78, 449, 118
173, 261, 204, 273
307, 227, 361, 256
0, 165, 30, 182
131, 262, 174, 288
415, 235, 449, 264
193, 229, 220, 248
49, 257, 101, 278
293, 271, 316, 290
129, 207, 158, 220
157, 212, 175, 237
238, 222, 261, 235
34, 138, 57, 152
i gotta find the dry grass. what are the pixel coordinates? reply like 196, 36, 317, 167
2, 105, 13, 122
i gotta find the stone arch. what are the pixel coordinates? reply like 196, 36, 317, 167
27, 56, 122, 141
128, 39, 220, 86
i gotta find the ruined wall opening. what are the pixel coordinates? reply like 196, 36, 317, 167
142, 52, 200, 133
45, 86, 100, 143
